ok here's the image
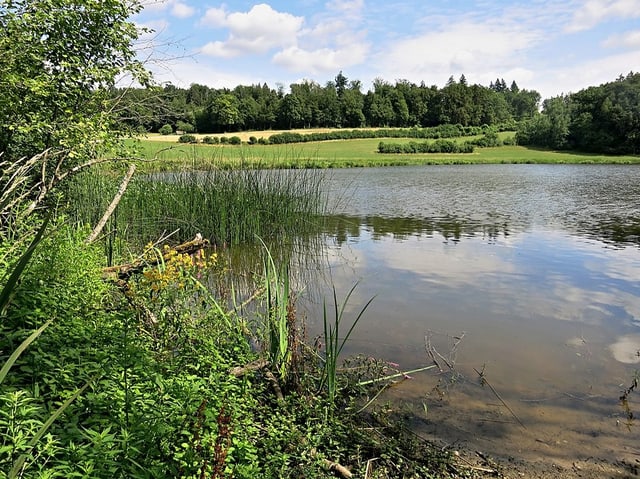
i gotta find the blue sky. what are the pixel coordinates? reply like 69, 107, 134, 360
134, 0, 640, 99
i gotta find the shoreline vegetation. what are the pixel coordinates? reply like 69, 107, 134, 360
3, 1, 638, 476
130, 129, 640, 171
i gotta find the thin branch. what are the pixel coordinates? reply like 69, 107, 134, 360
474, 367, 526, 430
86, 163, 136, 243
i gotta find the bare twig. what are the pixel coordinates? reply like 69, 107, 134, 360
474, 367, 526, 430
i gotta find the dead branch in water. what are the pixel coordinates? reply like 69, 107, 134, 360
424, 330, 465, 373
474, 366, 526, 430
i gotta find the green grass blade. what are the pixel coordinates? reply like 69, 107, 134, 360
9, 381, 90, 479
0, 214, 50, 315
0, 320, 52, 386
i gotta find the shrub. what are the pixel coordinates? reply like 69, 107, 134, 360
176, 120, 195, 133
220, 136, 229, 144
202, 136, 219, 144
257, 137, 270, 145
229, 136, 242, 145
178, 134, 197, 144
248, 136, 258, 145
159, 124, 173, 135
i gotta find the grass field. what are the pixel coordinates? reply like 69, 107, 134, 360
129, 132, 640, 170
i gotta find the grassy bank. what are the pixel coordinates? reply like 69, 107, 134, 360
0, 220, 477, 478
130, 135, 640, 170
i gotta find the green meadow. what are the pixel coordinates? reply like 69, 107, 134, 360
131, 133, 640, 170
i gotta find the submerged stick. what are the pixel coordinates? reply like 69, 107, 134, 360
357, 365, 436, 386
474, 367, 526, 430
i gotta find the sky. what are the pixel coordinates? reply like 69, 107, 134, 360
133, 0, 640, 99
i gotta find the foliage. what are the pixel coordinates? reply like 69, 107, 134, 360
517, 72, 640, 154
112, 75, 540, 134
159, 124, 173, 135
0, 0, 149, 161
178, 134, 197, 144
202, 136, 219, 144
378, 139, 475, 154
0, 224, 471, 478
322, 284, 374, 405
267, 124, 492, 144
261, 242, 292, 381
176, 120, 195, 133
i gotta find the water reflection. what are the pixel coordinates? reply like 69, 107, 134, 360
303, 165, 640, 465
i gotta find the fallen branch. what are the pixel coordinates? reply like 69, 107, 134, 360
474, 367, 526, 430
264, 370, 285, 402
310, 449, 352, 478
357, 365, 436, 387
228, 359, 269, 377
103, 237, 210, 280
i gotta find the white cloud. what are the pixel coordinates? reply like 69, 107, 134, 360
171, 2, 195, 19
273, 42, 369, 74
603, 29, 640, 49
375, 21, 541, 87
531, 49, 640, 98
135, 19, 170, 41
200, 7, 227, 27
200, 4, 304, 58
566, 0, 640, 32
141, 0, 195, 19
147, 59, 262, 89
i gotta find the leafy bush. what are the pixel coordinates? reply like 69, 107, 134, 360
176, 120, 195, 133
178, 134, 197, 144
159, 124, 173, 135
248, 136, 258, 145
220, 136, 229, 144
202, 136, 219, 144
257, 137, 270, 145
229, 136, 242, 145
378, 140, 474, 154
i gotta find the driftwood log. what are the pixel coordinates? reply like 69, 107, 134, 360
103, 237, 210, 280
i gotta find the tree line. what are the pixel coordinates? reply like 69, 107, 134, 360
516, 72, 640, 155
114, 72, 541, 134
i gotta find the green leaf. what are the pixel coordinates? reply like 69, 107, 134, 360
0, 214, 50, 316
0, 320, 52, 386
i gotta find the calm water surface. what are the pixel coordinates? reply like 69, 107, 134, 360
301, 164, 640, 466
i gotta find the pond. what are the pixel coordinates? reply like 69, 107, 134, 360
300, 164, 640, 467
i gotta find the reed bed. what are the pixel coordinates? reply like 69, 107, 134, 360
65, 166, 327, 248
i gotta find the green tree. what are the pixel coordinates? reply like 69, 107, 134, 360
0, 0, 149, 162
210, 93, 242, 132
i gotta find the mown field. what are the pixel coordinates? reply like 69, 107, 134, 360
130, 131, 640, 170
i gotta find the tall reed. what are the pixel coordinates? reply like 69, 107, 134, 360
65, 166, 326, 248
261, 240, 292, 381
321, 284, 375, 405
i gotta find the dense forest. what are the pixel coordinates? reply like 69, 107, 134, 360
114, 73, 541, 133
517, 72, 640, 154
116, 70, 640, 155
